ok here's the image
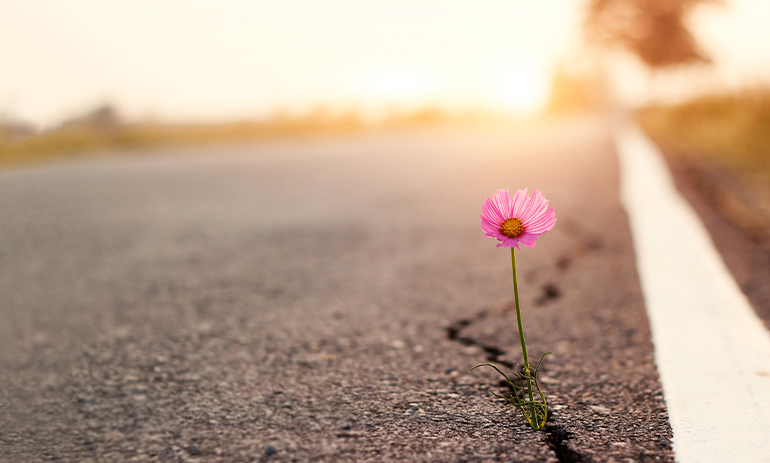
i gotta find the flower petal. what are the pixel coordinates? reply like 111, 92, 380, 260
480, 214, 501, 234
493, 189, 514, 219
525, 208, 557, 234
519, 189, 548, 223
517, 233, 539, 248
481, 198, 504, 225
511, 188, 529, 217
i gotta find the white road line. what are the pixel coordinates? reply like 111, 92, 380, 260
616, 123, 770, 463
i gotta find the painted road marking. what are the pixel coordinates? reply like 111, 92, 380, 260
616, 123, 770, 463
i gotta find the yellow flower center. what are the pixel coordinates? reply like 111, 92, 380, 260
500, 217, 524, 238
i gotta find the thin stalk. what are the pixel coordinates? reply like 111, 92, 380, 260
511, 247, 536, 426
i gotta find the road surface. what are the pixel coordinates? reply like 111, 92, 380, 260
0, 117, 674, 462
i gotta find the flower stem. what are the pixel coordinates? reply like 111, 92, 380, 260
511, 247, 536, 426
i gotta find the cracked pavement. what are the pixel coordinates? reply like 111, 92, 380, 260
0, 116, 673, 462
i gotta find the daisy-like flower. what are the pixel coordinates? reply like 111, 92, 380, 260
473, 187, 558, 431
480, 188, 557, 249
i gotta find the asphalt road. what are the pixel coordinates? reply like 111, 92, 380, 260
0, 116, 674, 462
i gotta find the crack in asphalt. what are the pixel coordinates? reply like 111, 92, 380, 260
444, 311, 515, 369
444, 309, 588, 463
545, 424, 585, 463
443, 226, 602, 463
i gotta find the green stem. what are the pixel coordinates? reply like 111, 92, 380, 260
511, 247, 536, 426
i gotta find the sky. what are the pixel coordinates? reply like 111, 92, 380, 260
1, 0, 769, 127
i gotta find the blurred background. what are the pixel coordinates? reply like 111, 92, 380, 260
0, 0, 769, 176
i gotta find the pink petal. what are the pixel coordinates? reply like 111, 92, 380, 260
519, 189, 548, 223
492, 189, 513, 219
524, 202, 554, 226
527, 220, 557, 235
511, 188, 529, 217
481, 198, 504, 225
525, 208, 557, 234
517, 189, 538, 220
517, 233, 539, 248
480, 214, 501, 234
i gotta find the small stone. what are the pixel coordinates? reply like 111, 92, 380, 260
589, 405, 611, 415
264, 445, 277, 456
463, 345, 481, 356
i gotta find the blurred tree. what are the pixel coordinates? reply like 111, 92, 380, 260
584, 0, 722, 68
547, 61, 611, 113
0, 120, 36, 141
59, 103, 122, 132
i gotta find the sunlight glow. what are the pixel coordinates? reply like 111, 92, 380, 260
488, 59, 549, 113
356, 68, 439, 106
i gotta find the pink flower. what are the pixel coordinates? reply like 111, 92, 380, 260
480, 188, 557, 249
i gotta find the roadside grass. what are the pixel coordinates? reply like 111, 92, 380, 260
638, 88, 770, 245
0, 107, 502, 171
0, 117, 364, 170
638, 88, 770, 178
